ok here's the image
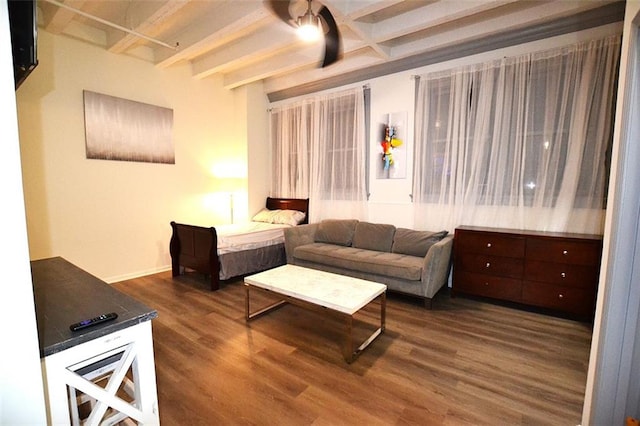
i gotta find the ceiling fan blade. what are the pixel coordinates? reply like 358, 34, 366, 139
265, 0, 295, 27
318, 5, 341, 67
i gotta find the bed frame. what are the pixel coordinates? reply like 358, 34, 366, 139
170, 197, 309, 291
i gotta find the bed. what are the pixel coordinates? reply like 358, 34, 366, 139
170, 197, 309, 291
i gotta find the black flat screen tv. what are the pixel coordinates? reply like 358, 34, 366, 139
8, 0, 38, 89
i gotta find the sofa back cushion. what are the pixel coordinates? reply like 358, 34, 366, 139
315, 219, 358, 246
352, 222, 396, 252
392, 229, 449, 257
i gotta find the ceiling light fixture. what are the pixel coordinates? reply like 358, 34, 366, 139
296, 0, 321, 42
266, 0, 342, 67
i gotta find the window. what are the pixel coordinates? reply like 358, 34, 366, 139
270, 87, 368, 221
413, 35, 620, 233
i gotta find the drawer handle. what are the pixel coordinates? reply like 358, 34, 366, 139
563, 250, 568, 255
486, 262, 491, 268
484, 282, 489, 286
487, 243, 492, 248
558, 294, 564, 299
561, 272, 566, 278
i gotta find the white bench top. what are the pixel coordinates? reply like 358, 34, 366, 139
244, 264, 386, 315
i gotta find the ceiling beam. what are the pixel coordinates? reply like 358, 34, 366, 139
222, 46, 328, 90
154, 5, 271, 68
337, 0, 407, 21
388, 0, 614, 58
366, 0, 521, 44
107, 1, 189, 54
43, 0, 86, 34
192, 26, 301, 79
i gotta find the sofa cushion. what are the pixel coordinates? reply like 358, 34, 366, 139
293, 243, 423, 281
352, 222, 396, 252
392, 229, 449, 257
314, 219, 358, 247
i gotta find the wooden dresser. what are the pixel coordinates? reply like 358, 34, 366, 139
452, 226, 603, 319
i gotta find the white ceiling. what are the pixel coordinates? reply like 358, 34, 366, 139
38, 0, 624, 101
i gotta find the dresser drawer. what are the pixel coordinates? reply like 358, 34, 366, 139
455, 253, 524, 279
526, 238, 602, 265
453, 271, 522, 302
522, 281, 596, 317
455, 230, 525, 258
525, 260, 599, 288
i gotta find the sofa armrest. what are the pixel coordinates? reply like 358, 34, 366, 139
420, 235, 454, 298
283, 223, 318, 264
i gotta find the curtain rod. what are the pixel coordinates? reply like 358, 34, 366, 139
43, 0, 179, 50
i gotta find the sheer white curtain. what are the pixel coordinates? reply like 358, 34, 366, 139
413, 35, 620, 234
271, 103, 311, 199
270, 87, 368, 222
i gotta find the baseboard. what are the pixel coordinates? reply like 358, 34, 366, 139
105, 265, 172, 284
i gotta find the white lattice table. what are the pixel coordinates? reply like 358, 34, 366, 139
42, 321, 159, 425
32, 257, 159, 425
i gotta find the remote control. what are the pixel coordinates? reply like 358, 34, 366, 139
69, 312, 118, 331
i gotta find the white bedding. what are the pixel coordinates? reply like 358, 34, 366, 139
215, 221, 291, 254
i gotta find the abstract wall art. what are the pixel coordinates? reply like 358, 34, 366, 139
83, 90, 175, 164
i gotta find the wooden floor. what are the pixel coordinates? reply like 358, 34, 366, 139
112, 271, 593, 426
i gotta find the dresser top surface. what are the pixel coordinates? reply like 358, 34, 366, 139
455, 225, 603, 241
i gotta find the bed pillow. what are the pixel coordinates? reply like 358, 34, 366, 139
270, 209, 306, 226
391, 229, 448, 257
252, 208, 279, 223
252, 208, 305, 226
314, 219, 358, 246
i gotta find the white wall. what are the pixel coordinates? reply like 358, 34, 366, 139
0, 1, 46, 422
17, 29, 249, 282
235, 81, 270, 223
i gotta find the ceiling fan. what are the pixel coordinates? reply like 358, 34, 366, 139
265, 0, 342, 68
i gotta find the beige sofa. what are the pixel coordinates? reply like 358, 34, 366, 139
283, 219, 453, 308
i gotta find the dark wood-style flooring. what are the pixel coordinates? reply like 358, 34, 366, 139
112, 270, 593, 425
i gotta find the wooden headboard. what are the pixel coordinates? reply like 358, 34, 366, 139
266, 197, 309, 224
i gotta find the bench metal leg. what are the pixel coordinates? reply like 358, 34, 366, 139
245, 283, 287, 321
343, 292, 386, 363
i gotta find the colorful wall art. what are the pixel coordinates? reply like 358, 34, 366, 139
376, 111, 407, 179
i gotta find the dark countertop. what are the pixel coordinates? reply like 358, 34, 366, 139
32, 257, 158, 357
